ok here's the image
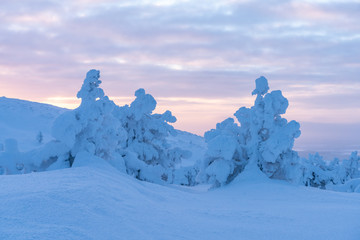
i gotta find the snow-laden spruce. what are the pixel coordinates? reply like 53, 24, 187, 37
51, 69, 191, 185
237, 77, 301, 180
52, 70, 128, 171
114, 88, 192, 184
201, 76, 360, 189
201, 76, 301, 186
199, 118, 247, 186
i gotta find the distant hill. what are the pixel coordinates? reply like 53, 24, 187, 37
0, 97, 67, 151
0, 97, 205, 159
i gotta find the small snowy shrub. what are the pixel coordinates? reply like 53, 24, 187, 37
341, 151, 360, 180
173, 165, 199, 186
0, 139, 23, 174
299, 151, 360, 189
335, 178, 360, 193
36, 131, 43, 144
0, 138, 71, 174
299, 153, 333, 188
26, 141, 72, 172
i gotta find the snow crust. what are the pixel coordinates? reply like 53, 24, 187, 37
0, 166, 359, 240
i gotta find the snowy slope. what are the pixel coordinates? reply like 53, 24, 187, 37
0, 162, 359, 240
0, 97, 204, 154
167, 130, 206, 166
0, 97, 67, 151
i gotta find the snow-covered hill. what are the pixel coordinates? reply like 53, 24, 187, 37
1, 162, 359, 240
0, 97, 67, 151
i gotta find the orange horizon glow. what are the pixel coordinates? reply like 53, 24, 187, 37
2, 91, 356, 138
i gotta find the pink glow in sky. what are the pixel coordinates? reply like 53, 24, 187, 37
0, 0, 359, 153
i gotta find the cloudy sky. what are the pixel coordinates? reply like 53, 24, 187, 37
0, 0, 359, 154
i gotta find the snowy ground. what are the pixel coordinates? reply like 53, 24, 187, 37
0, 97, 360, 240
1, 163, 359, 240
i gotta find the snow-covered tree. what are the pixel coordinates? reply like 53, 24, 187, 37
0, 139, 22, 174
52, 69, 127, 171
234, 76, 301, 180
200, 118, 247, 187
202, 76, 301, 187
341, 151, 360, 180
50, 69, 191, 184
116, 88, 191, 184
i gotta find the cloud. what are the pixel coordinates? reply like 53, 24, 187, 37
0, 0, 359, 143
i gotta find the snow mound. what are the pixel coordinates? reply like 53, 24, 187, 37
231, 162, 271, 184
0, 166, 359, 240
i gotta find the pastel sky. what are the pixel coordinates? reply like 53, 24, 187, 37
0, 0, 359, 154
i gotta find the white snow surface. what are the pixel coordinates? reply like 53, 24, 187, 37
0, 163, 359, 240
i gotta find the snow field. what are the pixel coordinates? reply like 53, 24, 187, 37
0, 162, 359, 240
